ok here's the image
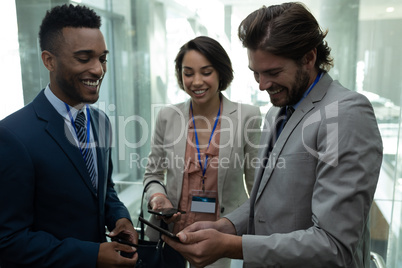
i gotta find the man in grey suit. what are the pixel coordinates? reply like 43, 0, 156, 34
164, 2, 383, 267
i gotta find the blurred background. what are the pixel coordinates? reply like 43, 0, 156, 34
1, 0, 401, 266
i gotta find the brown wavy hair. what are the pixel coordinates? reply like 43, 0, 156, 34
238, 2, 333, 71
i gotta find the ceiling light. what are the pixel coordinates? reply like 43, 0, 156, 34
386, 7, 395, 13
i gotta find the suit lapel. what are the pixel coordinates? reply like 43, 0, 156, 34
173, 101, 190, 201
217, 95, 237, 201
255, 106, 312, 202
251, 107, 280, 203
33, 91, 97, 196
254, 73, 333, 202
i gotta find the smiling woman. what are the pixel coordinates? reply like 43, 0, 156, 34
143, 36, 262, 268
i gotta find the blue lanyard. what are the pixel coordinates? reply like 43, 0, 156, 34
190, 101, 221, 189
65, 103, 91, 160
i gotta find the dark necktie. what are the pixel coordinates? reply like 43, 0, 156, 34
276, 106, 295, 138
284, 106, 295, 127
75, 111, 97, 190
264, 106, 296, 169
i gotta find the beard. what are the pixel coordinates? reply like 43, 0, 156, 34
287, 67, 310, 106
270, 67, 310, 107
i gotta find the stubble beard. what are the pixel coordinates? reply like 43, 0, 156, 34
271, 67, 310, 108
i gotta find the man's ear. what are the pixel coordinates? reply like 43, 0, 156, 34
303, 48, 317, 70
41, 50, 55, 71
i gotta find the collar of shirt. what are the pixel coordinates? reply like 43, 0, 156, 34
43, 85, 98, 183
44, 85, 86, 121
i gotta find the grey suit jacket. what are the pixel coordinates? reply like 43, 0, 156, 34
144, 94, 261, 237
226, 73, 383, 267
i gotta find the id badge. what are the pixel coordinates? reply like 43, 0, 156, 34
190, 190, 217, 213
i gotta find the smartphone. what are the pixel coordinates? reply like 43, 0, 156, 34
105, 233, 139, 248
138, 216, 180, 240
148, 207, 186, 217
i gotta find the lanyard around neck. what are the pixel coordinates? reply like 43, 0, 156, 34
64, 103, 91, 159
190, 101, 221, 181
306, 71, 322, 95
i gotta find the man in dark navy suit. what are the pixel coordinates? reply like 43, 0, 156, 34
0, 4, 138, 267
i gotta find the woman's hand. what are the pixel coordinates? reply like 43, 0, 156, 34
149, 194, 182, 224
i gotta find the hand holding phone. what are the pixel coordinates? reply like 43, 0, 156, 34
148, 207, 186, 218
138, 216, 180, 241
106, 233, 139, 248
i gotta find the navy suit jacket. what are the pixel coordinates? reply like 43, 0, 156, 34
0, 90, 131, 267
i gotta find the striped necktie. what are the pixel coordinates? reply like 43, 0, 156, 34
75, 111, 97, 190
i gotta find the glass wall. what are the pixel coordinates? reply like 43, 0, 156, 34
1, 0, 401, 266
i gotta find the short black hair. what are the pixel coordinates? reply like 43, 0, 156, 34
39, 4, 101, 53
175, 36, 234, 91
